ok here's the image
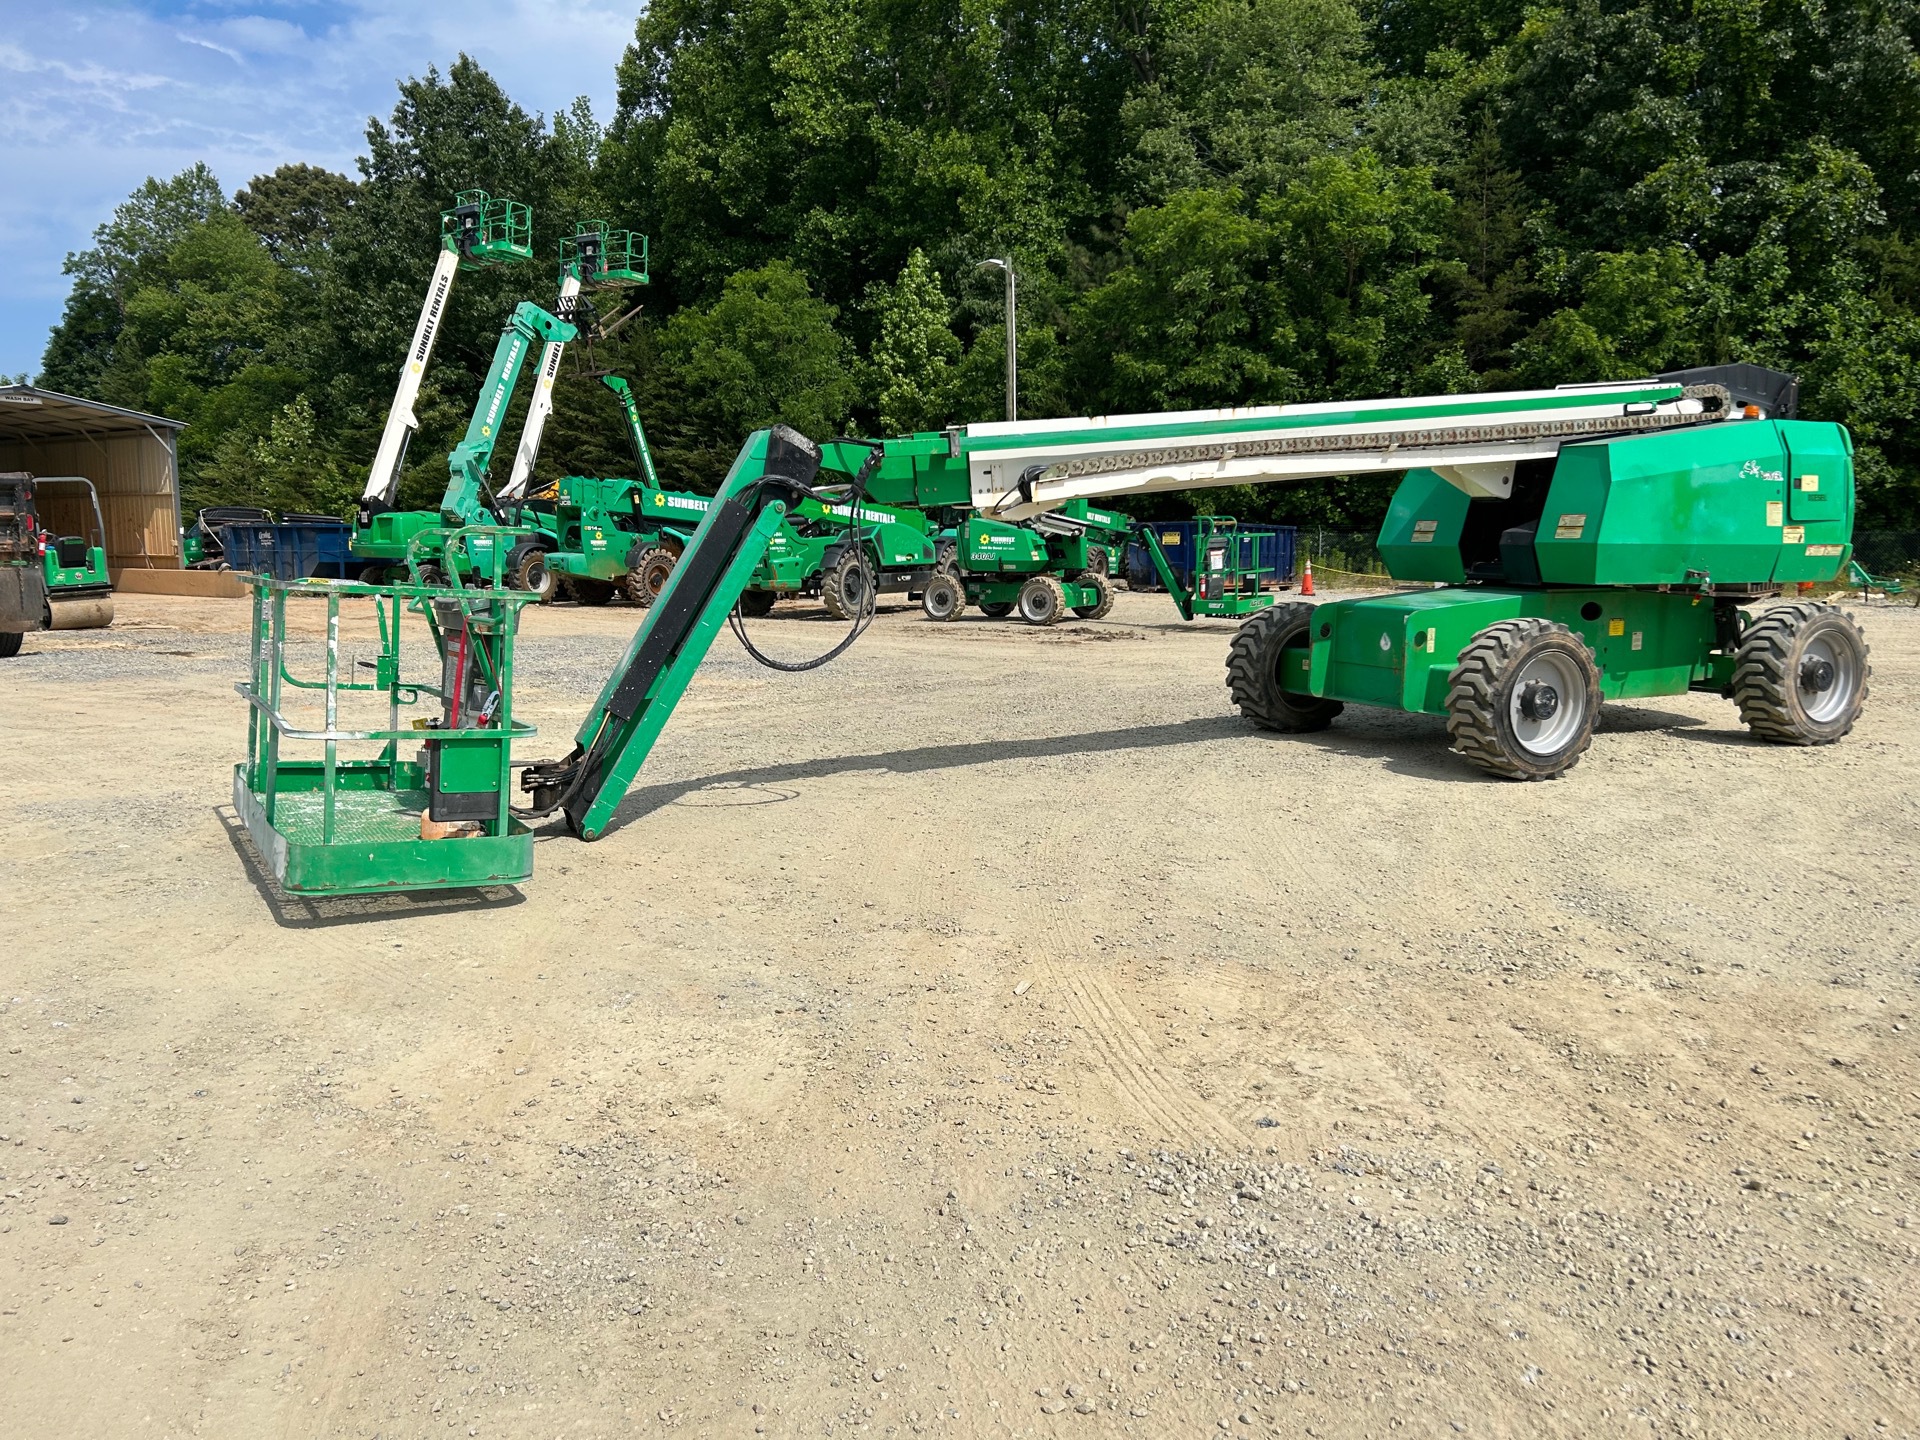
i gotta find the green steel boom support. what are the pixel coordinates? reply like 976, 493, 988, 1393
602, 375, 662, 490
441, 301, 577, 528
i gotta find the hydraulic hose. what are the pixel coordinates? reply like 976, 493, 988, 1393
727, 440, 883, 674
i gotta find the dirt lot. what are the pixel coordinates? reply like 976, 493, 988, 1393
0, 585, 1915, 1439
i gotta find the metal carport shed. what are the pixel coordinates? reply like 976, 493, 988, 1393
0, 385, 185, 572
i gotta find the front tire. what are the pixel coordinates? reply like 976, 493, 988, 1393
0, 630, 21, 659
1226, 602, 1342, 732
738, 588, 777, 618
1071, 571, 1116, 620
626, 545, 678, 606
358, 563, 390, 586
571, 577, 616, 607
921, 571, 967, 621
506, 542, 555, 602
1017, 574, 1067, 626
978, 600, 1014, 618
1445, 618, 1600, 779
1733, 602, 1869, 744
821, 549, 874, 621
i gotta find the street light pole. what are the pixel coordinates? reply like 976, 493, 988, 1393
977, 257, 1016, 421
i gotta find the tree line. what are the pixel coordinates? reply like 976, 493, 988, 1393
38, 0, 1920, 530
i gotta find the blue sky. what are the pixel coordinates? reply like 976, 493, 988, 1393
0, 1, 638, 380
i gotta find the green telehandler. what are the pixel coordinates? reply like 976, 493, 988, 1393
233, 364, 1871, 894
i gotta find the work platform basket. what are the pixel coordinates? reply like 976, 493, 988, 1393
233, 575, 537, 897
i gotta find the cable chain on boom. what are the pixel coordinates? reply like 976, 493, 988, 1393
1038, 385, 1732, 483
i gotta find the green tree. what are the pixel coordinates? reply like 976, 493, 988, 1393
1069, 188, 1290, 411
234, 164, 358, 267
1265, 152, 1452, 397
650, 260, 857, 487
866, 250, 962, 433
40, 165, 228, 399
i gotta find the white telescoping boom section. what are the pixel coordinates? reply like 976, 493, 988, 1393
963, 379, 1728, 520
361, 246, 462, 506
498, 270, 581, 502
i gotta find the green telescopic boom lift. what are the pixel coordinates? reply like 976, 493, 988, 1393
236, 363, 1872, 894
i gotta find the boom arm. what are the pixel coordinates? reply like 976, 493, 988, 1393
601, 375, 663, 489
362, 247, 462, 506
441, 302, 577, 526
516, 374, 1761, 842
362, 190, 534, 508
519, 427, 832, 839
955, 380, 1734, 519
498, 272, 582, 501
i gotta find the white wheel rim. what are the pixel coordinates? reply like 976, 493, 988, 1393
929, 586, 956, 617
1508, 649, 1588, 755
1025, 589, 1053, 620
1800, 632, 1859, 723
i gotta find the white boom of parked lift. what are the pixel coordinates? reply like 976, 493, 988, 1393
358, 191, 534, 509
359, 246, 463, 506
498, 270, 582, 503
960, 379, 1737, 521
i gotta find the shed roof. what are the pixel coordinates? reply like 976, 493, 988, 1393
0, 386, 187, 444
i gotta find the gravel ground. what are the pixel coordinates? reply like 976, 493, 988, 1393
0, 585, 1915, 1439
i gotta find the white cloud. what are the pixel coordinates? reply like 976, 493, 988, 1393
0, 1, 638, 375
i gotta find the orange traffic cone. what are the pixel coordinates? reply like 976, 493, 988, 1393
1300, 558, 1315, 596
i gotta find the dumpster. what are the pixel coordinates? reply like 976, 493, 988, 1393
212, 516, 355, 580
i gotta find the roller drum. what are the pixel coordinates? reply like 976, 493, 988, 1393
47, 595, 114, 630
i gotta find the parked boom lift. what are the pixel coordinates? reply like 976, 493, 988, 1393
234, 365, 1870, 893
355, 191, 531, 532
497, 222, 650, 508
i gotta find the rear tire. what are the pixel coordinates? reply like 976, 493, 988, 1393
1445, 618, 1600, 779
921, 571, 967, 621
415, 563, 447, 589
571, 577, 616, 607
1017, 574, 1067, 626
1732, 602, 1869, 744
1071, 571, 1116, 620
821, 549, 874, 621
738, 588, 777, 618
978, 600, 1014, 618
1226, 602, 1342, 732
626, 545, 678, 607
1086, 546, 1110, 577
935, 540, 959, 577
358, 563, 390, 586
0, 630, 21, 659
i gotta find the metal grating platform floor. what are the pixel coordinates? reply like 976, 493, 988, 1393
269, 787, 431, 846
